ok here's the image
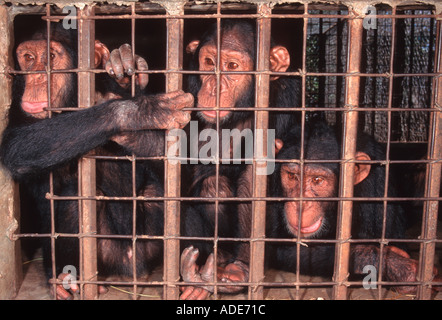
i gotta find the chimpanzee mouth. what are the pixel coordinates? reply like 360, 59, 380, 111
197, 106, 232, 123
22, 101, 48, 114
289, 216, 324, 237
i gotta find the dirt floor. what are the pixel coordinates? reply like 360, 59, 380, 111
13, 241, 442, 300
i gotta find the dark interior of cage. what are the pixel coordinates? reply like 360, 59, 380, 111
10, 4, 442, 300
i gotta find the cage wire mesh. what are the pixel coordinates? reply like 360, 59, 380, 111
0, 0, 440, 301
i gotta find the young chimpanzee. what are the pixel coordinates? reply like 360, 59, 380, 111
0, 22, 192, 299
266, 120, 439, 295
180, 19, 301, 299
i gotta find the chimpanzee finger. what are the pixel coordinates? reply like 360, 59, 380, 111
180, 246, 201, 282
118, 44, 136, 76
94, 40, 111, 69
180, 286, 197, 300
135, 55, 149, 89
104, 59, 115, 78
160, 90, 185, 101
109, 49, 125, 80
196, 289, 211, 300
56, 285, 73, 300
173, 111, 191, 129
170, 92, 194, 110
180, 245, 195, 274
199, 253, 215, 283
186, 287, 206, 300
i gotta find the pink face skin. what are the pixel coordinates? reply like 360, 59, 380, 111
16, 40, 73, 119
196, 34, 254, 123
281, 163, 336, 238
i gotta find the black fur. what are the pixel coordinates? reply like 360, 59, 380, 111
267, 120, 407, 277
181, 19, 302, 268
0, 23, 166, 283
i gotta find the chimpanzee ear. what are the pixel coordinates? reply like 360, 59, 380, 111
275, 139, 284, 155
186, 40, 200, 55
270, 46, 290, 80
354, 152, 371, 185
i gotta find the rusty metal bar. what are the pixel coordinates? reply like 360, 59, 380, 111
77, 6, 98, 300
332, 12, 364, 300
376, 6, 398, 300
248, 3, 271, 300
417, 18, 442, 300
163, 1, 184, 300
45, 4, 58, 299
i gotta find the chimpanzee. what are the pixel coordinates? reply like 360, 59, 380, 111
180, 19, 301, 299
266, 120, 440, 295
0, 22, 192, 299
182, 119, 440, 297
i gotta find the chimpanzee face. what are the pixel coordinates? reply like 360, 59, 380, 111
186, 22, 290, 125
281, 163, 338, 238
16, 40, 73, 119
196, 30, 255, 124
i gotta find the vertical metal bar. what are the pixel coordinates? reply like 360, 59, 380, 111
249, 3, 271, 300
332, 12, 364, 300
296, 3, 309, 301
417, 17, 442, 300
163, 3, 184, 300
130, 3, 138, 300
377, 6, 397, 300
46, 4, 58, 299
77, 6, 98, 300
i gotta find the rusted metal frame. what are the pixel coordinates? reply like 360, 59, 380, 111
332, 12, 364, 300
43, 193, 442, 202
293, 2, 309, 300
12, 69, 440, 78
417, 17, 442, 300
129, 3, 139, 300
18, 230, 442, 245
77, 6, 98, 300
248, 3, 271, 300
43, 105, 440, 114
163, 5, 184, 300
376, 6, 397, 300
42, 4, 60, 299
42, 12, 439, 21
209, 2, 222, 299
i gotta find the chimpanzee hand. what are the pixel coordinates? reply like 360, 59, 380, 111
113, 90, 192, 132
55, 272, 108, 300
180, 246, 249, 300
353, 245, 439, 295
104, 44, 149, 90
383, 246, 439, 295
180, 246, 214, 300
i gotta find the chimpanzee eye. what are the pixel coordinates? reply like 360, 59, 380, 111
24, 54, 34, 62
50, 53, 56, 60
312, 176, 324, 185
287, 172, 298, 181
205, 58, 215, 67
228, 62, 239, 70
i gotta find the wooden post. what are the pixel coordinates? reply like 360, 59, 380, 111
0, 4, 22, 300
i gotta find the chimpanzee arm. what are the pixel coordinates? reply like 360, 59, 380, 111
0, 91, 192, 180
110, 130, 165, 157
